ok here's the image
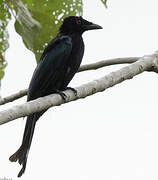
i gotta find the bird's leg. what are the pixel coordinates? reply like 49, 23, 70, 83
65, 87, 77, 96
54, 90, 67, 102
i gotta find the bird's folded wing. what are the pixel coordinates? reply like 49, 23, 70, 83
27, 36, 72, 101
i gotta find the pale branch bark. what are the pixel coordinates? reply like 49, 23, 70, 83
0, 89, 27, 105
0, 52, 158, 125
78, 57, 139, 72
0, 57, 139, 105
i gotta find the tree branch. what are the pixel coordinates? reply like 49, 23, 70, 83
0, 89, 27, 105
0, 57, 139, 105
0, 52, 157, 125
78, 57, 139, 72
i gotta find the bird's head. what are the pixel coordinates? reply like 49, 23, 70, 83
59, 16, 102, 34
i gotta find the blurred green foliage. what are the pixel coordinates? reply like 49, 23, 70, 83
0, 0, 11, 80
13, 0, 83, 62
0, 0, 107, 82
101, 0, 107, 8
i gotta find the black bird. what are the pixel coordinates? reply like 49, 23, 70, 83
9, 16, 102, 177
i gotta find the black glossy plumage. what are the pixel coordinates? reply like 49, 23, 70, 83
9, 16, 102, 177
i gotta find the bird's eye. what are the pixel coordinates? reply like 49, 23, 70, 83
76, 19, 81, 25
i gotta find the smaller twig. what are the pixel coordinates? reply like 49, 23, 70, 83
78, 57, 139, 72
0, 89, 27, 105
0, 57, 139, 105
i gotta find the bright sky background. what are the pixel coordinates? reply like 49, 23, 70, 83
1, 0, 158, 179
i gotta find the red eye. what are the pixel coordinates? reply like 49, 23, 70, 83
76, 19, 81, 25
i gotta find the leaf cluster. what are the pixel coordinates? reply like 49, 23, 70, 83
0, 0, 107, 82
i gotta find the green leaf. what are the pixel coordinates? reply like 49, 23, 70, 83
101, 0, 107, 8
0, 0, 11, 81
13, 0, 83, 63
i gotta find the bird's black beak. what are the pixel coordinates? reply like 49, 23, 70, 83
83, 23, 103, 31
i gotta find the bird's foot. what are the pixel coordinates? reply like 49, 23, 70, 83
65, 87, 77, 96
55, 90, 67, 102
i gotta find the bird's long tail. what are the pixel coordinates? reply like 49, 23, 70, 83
9, 110, 46, 177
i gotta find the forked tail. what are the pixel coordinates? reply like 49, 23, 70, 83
9, 111, 46, 177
